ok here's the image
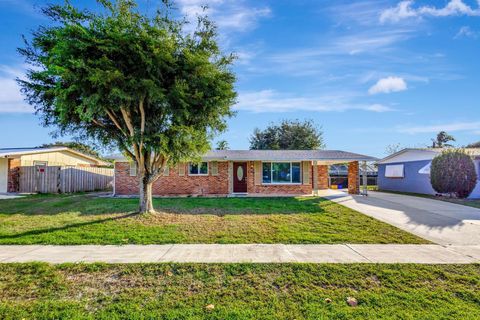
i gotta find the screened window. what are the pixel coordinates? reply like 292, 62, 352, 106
262, 162, 301, 184
189, 162, 208, 175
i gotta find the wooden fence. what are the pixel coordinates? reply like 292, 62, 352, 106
19, 166, 113, 193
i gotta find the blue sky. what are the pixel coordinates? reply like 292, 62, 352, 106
0, 0, 479, 157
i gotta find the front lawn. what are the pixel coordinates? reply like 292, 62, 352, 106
0, 193, 428, 244
0, 263, 478, 319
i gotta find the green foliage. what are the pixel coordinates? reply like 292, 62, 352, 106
431, 131, 455, 148
215, 139, 229, 150
466, 141, 480, 148
38, 141, 101, 158
1, 263, 479, 319
250, 119, 325, 150
17, 0, 236, 211
430, 149, 477, 198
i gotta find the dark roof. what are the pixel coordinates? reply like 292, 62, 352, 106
111, 150, 377, 162
203, 150, 377, 162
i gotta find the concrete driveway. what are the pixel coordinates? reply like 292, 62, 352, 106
323, 190, 480, 245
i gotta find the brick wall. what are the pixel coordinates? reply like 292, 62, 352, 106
114, 161, 229, 196
115, 160, 314, 196
317, 165, 329, 190
348, 161, 359, 194
246, 161, 313, 195
7, 158, 20, 193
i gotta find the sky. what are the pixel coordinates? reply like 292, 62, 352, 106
0, 0, 479, 157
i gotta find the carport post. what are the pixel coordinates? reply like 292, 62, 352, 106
361, 161, 368, 196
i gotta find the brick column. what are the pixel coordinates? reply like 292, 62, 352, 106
348, 161, 359, 195
317, 165, 329, 190
7, 158, 21, 193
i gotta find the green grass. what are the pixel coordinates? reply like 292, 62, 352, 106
0, 193, 428, 244
0, 263, 478, 319
377, 189, 480, 209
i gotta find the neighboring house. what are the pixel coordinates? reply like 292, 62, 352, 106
112, 150, 377, 197
377, 148, 480, 199
0, 147, 109, 193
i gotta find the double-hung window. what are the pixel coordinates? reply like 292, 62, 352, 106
262, 162, 301, 184
189, 162, 208, 175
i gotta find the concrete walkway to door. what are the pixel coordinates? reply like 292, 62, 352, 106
323, 190, 480, 246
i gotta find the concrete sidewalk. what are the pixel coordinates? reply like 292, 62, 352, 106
1, 244, 479, 264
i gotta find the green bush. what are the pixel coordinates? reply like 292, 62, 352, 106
430, 149, 477, 198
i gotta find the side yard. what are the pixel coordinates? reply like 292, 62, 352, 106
0, 193, 428, 244
0, 263, 478, 319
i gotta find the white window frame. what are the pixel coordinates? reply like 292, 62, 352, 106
33, 161, 48, 167
188, 162, 209, 176
262, 161, 302, 185
385, 164, 404, 178
129, 161, 137, 177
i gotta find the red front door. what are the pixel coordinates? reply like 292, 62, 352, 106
233, 162, 247, 193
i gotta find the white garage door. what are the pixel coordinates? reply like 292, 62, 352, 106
0, 158, 7, 193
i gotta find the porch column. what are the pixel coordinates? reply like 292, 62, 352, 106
348, 161, 359, 195
317, 164, 329, 190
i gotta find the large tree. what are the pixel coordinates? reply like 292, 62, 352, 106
431, 131, 455, 148
18, 0, 236, 213
249, 119, 325, 150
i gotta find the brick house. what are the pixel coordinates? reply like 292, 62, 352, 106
113, 150, 377, 197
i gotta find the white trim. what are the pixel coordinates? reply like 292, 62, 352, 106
113, 164, 116, 196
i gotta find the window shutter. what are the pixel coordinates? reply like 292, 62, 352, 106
211, 161, 219, 176
178, 163, 185, 176
129, 161, 137, 177
302, 161, 310, 185
254, 161, 262, 185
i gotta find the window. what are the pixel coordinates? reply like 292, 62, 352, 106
129, 161, 137, 176
262, 162, 301, 184
385, 164, 404, 178
189, 162, 208, 175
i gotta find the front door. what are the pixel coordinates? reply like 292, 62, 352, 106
233, 162, 247, 193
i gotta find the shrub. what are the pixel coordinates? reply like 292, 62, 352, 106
430, 149, 477, 198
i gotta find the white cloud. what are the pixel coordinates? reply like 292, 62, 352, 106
380, 0, 480, 23
235, 89, 394, 113
397, 121, 480, 134
368, 76, 407, 95
176, 0, 271, 32
455, 26, 478, 38
0, 65, 32, 113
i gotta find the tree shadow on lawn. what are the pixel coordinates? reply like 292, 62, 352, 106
0, 194, 334, 216
0, 212, 138, 241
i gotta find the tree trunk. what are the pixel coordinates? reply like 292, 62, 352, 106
139, 176, 155, 214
